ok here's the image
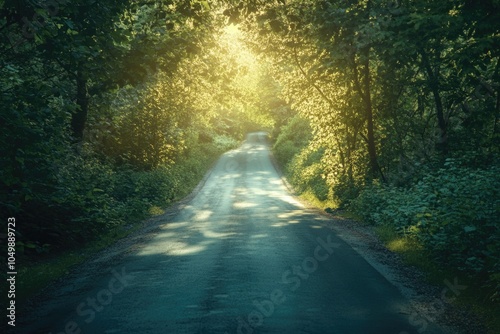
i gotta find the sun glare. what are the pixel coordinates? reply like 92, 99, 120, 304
219, 24, 260, 75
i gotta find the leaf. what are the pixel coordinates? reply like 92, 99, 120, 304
463, 225, 477, 233
65, 19, 75, 29
5, 65, 18, 72
200, 1, 210, 11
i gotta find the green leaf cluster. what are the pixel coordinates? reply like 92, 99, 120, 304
350, 162, 500, 302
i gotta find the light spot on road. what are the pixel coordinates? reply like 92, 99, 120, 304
137, 241, 209, 256
220, 173, 242, 179
278, 210, 304, 219
167, 222, 190, 229
171, 244, 207, 256
194, 210, 213, 221
203, 231, 236, 239
233, 201, 258, 209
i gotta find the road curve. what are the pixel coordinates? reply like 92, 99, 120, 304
19, 132, 445, 334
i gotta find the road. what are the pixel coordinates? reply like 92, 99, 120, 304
19, 132, 445, 334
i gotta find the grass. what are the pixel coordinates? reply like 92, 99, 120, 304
375, 225, 447, 282
299, 189, 338, 211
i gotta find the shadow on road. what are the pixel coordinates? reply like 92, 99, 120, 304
19, 132, 441, 334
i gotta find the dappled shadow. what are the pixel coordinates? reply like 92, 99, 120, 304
20, 132, 427, 334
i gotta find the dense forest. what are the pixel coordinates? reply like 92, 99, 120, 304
1, 0, 499, 324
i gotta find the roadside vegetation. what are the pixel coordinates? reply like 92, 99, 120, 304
1, 1, 499, 330
260, 1, 500, 331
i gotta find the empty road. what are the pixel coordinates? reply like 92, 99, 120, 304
19, 132, 446, 334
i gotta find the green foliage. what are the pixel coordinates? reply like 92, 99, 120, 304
5, 138, 224, 252
89, 76, 189, 170
351, 162, 500, 302
212, 134, 240, 152
273, 114, 331, 202
273, 113, 311, 165
288, 147, 329, 201
0, 0, 244, 259
329, 173, 363, 208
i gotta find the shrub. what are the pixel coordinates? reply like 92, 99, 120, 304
213, 134, 240, 152
273, 114, 311, 166
288, 147, 329, 201
350, 161, 500, 301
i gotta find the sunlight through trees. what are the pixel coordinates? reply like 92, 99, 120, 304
1, 0, 499, 315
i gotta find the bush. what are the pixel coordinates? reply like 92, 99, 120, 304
330, 173, 363, 209
273, 114, 311, 166
274, 140, 300, 167
213, 134, 240, 152
288, 147, 329, 201
350, 161, 500, 301
9, 136, 227, 253
273, 114, 332, 204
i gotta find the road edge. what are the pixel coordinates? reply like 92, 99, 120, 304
267, 144, 487, 334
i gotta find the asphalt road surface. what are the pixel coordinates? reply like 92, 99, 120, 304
19, 132, 446, 334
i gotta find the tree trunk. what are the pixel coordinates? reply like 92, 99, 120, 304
420, 48, 448, 154
350, 0, 385, 182
361, 53, 380, 179
352, 48, 384, 182
493, 57, 500, 146
71, 64, 88, 144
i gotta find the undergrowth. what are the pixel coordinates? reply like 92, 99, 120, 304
3, 138, 233, 306
273, 118, 500, 332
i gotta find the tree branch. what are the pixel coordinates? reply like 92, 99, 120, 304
292, 37, 335, 110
